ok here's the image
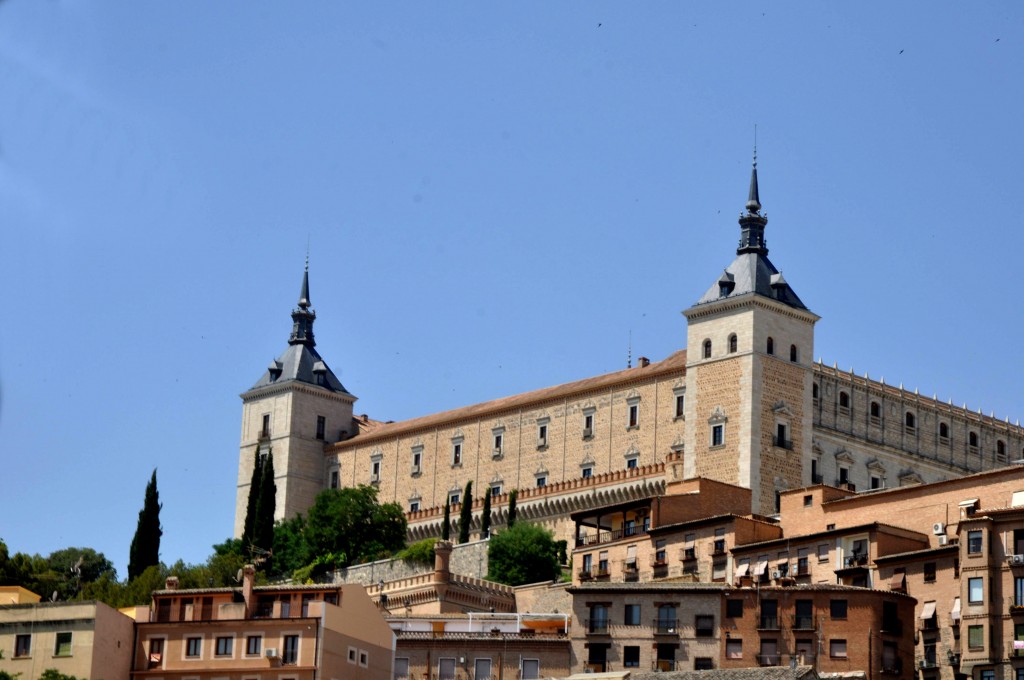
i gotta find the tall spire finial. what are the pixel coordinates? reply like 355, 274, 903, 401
298, 255, 311, 310
736, 131, 768, 255
290, 257, 316, 346
746, 126, 761, 214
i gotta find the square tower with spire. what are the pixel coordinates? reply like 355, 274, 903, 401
682, 156, 819, 515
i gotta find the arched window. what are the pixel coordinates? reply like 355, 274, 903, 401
969, 431, 979, 448
812, 383, 819, 400
905, 412, 916, 430
766, 337, 775, 355
870, 401, 881, 419
790, 344, 798, 362
839, 391, 850, 411
997, 440, 1006, 459
703, 339, 712, 359
728, 334, 738, 354
939, 422, 949, 439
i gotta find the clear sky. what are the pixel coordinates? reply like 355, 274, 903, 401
2, 2, 1022, 579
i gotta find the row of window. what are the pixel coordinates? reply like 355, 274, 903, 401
395, 657, 541, 680
151, 633, 299, 664
258, 414, 329, 441
12, 632, 72, 658
701, 336, 799, 362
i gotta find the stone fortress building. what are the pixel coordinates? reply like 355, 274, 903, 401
234, 158, 1024, 543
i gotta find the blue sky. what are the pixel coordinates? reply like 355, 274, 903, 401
1, 3, 1022, 579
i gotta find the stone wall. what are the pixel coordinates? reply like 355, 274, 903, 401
330, 538, 491, 585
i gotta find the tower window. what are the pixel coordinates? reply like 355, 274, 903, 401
261, 414, 271, 438
583, 412, 594, 437
537, 422, 549, 448
711, 424, 725, 448
870, 401, 881, 422
627, 402, 639, 429
493, 431, 504, 456
451, 441, 463, 466
766, 337, 774, 355
838, 391, 850, 415
812, 383, 819, 401
315, 416, 326, 440
997, 439, 1006, 460
703, 339, 712, 359
674, 391, 685, 419
329, 469, 339, 489
905, 411, 917, 432
968, 431, 979, 452
728, 334, 738, 353
939, 422, 949, 441
790, 344, 798, 362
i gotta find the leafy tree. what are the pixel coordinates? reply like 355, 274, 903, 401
481, 491, 491, 538
270, 514, 308, 579
0, 671, 22, 680
242, 449, 263, 548
304, 486, 406, 568
441, 503, 451, 541
128, 469, 162, 580
251, 451, 276, 557
46, 547, 115, 600
507, 489, 518, 529
39, 671, 79, 680
458, 481, 473, 544
486, 522, 560, 586
397, 538, 437, 566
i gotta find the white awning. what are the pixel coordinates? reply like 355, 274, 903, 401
626, 545, 637, 559
950, 597, 961, 621
753, 561, 768, 576
734, 563, 750, 578
888, 572, 906, 590
919, 601, 937, 620
958, 498, 979, 507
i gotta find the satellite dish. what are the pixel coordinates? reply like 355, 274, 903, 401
235, 569, 243, 583
51, 591, 59, 602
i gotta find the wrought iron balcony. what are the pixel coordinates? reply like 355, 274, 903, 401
791, 615, 815, 631
772, 436, 793, 450
652, 618, 679, 635
757, 617, 780, 631
756, 655, 782, 667
584, 619, 609, 635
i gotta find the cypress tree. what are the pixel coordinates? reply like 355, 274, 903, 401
457, 481, 473, 544
242, 448, 263, 548
441, 502, 451, 541
507, 489, 518, 529
252, 450, 276, 558
128, 469, 162, 581
481, 491, 492, 538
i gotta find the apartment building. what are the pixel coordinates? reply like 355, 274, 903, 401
132, 566, 394, 680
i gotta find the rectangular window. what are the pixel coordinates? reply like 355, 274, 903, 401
329, 469, 339, 489
349, 647, 357, 663
439, 658, 457, 680
53, 632, 72, 657
694, 658, 714, 670
726, 599, 744, 618
627, 403, 639, 428
450, 492, 461, 506
490, 485, 502, 498
817, 543, 829, 561
583, 413, 594, 437
674, 393, 685, 418
282, 635, 299, 665
623, 646, 640, 668
726, 640, 742, 659
968, 530, 983, 554
536, 476, 546, 487
695, 614, 714, 637
582, 466, 593, 479
14, 634, 31, 658
452, 442, 462, 465
521, 660, 540, 680
969, 577, 984, 603
626, 456, 638, 469
968, 624, 984, 649
830, 600, 848, 619
395, 658, 410, 680
412, 449, 422, 472
711, 424, 724, 447
624, 604, 641, 625
315, 415, 325, 440
537, 423, 548, 448
493, 432, 503, 455
261, 414, 270, 437
147, 638, 164, 668
712, 560, 726, 580
186, 637, 202, 658
829, 640, 847, 658
371, 460, 381, 480
924, 561, 936, 582
215, 637, 233, 657
410, 501, 420, 512
359, 651, 369, 667
246, 635, 261, 656
655, 539, 667, 564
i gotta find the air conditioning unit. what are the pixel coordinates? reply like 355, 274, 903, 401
1008, 554, 1024, 565
265, 648, 279, 659
932, 522, 945, 535
937, 536, 949, 546
771, 570, 782, 580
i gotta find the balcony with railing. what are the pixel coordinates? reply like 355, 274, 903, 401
838, 553, 868, 570
880, 661, 903, 675
652, 618, 679, 635
680, 547, 697, 561
794, 560, 810, 577
772, 436, 793, 450
791, 615, 815, 631
622, 560, 639, 582
575, 524, 650, 547
757, 616, 780, 631
756, 654, 782, 667
584, 618, 610, 635
651, 559, 668, 578
1009, 596, 1024, 614
883, 619, 905, 636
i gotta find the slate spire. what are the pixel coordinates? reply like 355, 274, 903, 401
736, 147, 768, 255
289, 257, 316, 347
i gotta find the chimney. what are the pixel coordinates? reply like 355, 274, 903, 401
638, 357, 650, 368
242, 564, 256, 616
165, 576, 179, 591
433, 540, 453, 584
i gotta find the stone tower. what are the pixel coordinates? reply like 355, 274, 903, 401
234, 263, 356, 538
682, 156, 819, 515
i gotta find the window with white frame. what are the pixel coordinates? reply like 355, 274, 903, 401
537, 419, 549, 448
451, 437, 463, 466
583, 409, 595, 438
673, 389, 685, 419
449, 490, 461, 507
711, 423, 725, 447
490, 484, 502, 497
412, 445, 423, 474
626, 398, 640, 429
492, 427, 505, 457
370, 454, 382, 483
582, 466, 593, 479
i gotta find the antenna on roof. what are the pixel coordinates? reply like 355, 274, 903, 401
627, 330, 632, 369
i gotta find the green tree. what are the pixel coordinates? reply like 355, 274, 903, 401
506, 489, 518, 529
486, 522, 560, 586
270, 514, 308, 579
304, 486, 406, 568
128, 469, 162, 581
251, 451, 276, 559
458, 481, 473, 544
441, 503, 451, 541
241, 449, 263, 548
397, 537, 437, 566
0, 671, 22, 680
38, 670, 79, 680
481, 491, 491, 538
